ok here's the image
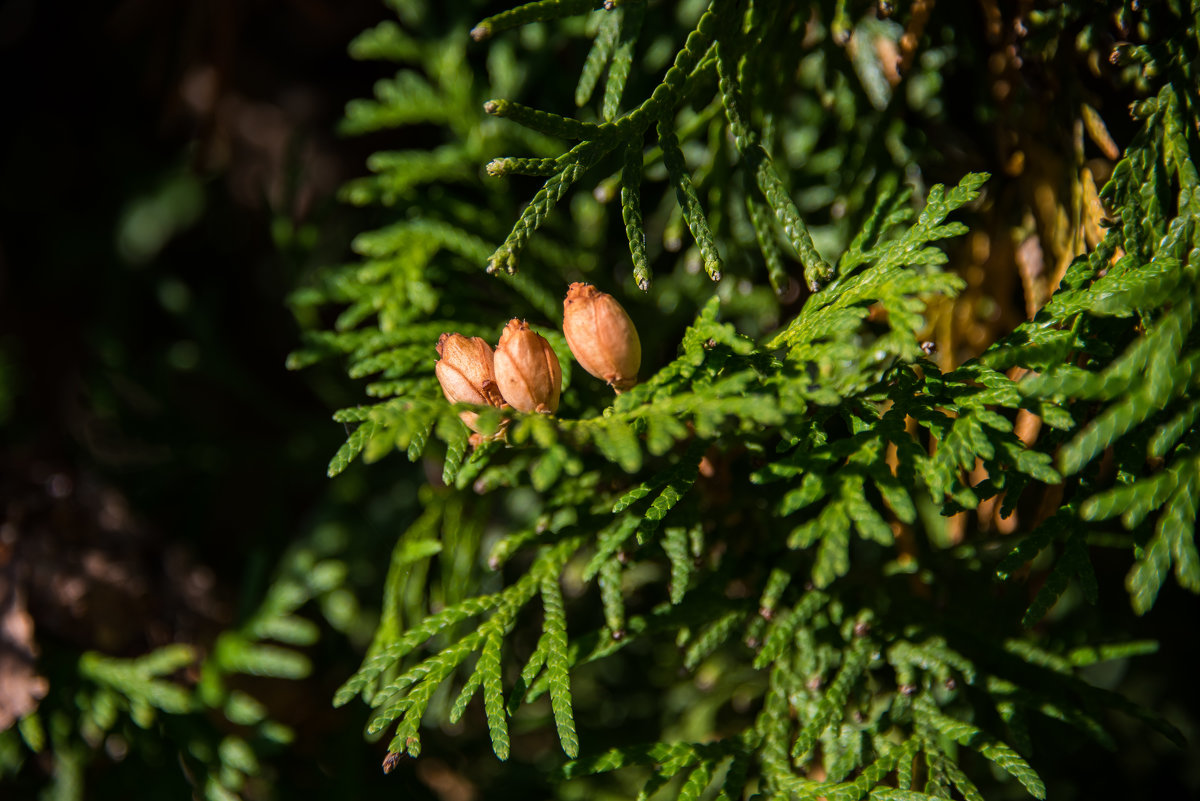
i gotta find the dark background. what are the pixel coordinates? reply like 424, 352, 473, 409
0, 0, 385, 552
0, 0, 431, 797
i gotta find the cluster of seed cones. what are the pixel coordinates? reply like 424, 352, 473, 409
435, 283, 641, 441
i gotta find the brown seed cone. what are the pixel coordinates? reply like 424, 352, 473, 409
562, 282, 641, 392
435, 333, 505, 406
435, 333, 508, 437
493, 319, 562, 413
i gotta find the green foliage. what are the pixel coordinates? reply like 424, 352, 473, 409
981, 4, 1200, 616
287, 0, 1197, 797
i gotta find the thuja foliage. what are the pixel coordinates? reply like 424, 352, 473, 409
290, 0, 1196, 797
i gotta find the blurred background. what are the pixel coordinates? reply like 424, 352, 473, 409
0, 0, 439, 797
1, 0, 1198, 799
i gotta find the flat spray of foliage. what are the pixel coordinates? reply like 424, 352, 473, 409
311, 0, 1194, 798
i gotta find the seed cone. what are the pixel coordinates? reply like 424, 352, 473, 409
435, 333, 507, 435
562, 282, 641, 392
493, 319, 562, 414
435, 333, 504, 406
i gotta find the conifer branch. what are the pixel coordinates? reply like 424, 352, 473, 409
657, 112, 723, 280
487, 139, 611, 274
619, 143, 652, 289
714, 37, 831, 291
471, 0, 603, 42
602, 2, 644, 121
541, 572, 579, 758
575, 9, 620, 107
486, 156, 560, 177
484, 98, 606, 140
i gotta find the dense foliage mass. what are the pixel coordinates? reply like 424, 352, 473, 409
5, 0, 1200, 799
292, 0, 1200, 796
